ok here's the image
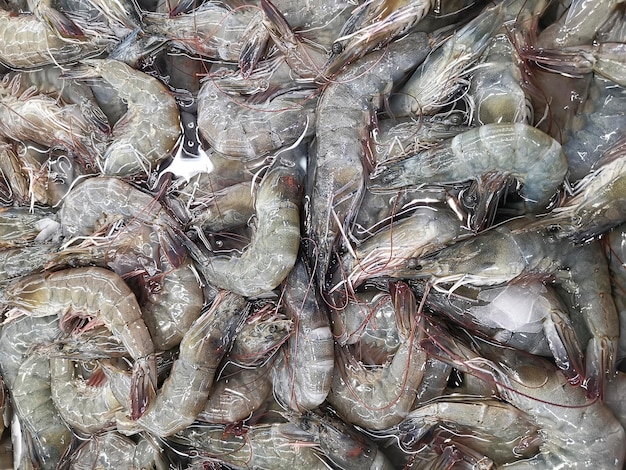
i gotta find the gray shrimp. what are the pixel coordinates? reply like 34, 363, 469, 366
327, 281, 427, 430
10, 354, 72, 470
388, 4, 503, 118
3, 267, 157, 418
308, 30, 431, 286
197, 76, 317, 159
186, 146, 304, 297
65, 58, 181, 177
49, 356, 122, 434
173, 422, 329, 469
59, 176, 179, 238
0, 74, 107, 170
370, 123, 567, 226
271, 257, 334, 410
0, 8, 115, 69
198, 363, 272, 424
411, 218, 618, 399
118, 291, 248, 437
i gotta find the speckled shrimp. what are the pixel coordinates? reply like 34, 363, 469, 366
308, 30, 431, 286
3, 267, 157, 419
64, 59, 181, 177
186, 145, 304, 297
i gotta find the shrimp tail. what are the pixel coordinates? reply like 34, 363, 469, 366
585, 336, 615, 400
522, 47, 593, 78
33, 1, 86, 38
239, 10, 269, 77
130, 354, 157, 420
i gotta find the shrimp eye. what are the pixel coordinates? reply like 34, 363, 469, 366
331, 42, 343, 55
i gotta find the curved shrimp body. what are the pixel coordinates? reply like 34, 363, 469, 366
67, 59, 181, 177
327, 282, 427, 430
0, 76, 107, 168
188, 150, 304, 297
388, 4, 503, 118
4, 267, 154, 364
197, 77, 317, 159
49, 356, 122, 434
142, 3, 259, 62
130, 291, 248, 437
309, 31, 431, 285
11, 355, 72, 470
59, 176, 177, 238
398, 399, 542, 465
272, 258, 334, 410
468, 34, 531, 125
0, 10, 114, 69
543, 143, 626, 243
175, 422, 329, 469
370, 123, 567, 216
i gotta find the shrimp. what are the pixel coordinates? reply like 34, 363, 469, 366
432, 338, 626, 468
67, 431, 168, 469
59, 176, 179, 238
325, 0, 435, 77
388, 4, 503, 118
327, 281, 427, 430
538, 138, 626, 243
49, 356, 123, 434
370, 123, 568, 225
288, 410, 395, 469
199, 362, 273, 424
0, 74, 107, 169
3, 267, 157, 419
0, 207, 59, 249
64, 58, 181, 177
190, 181, 256, 232
308, 30, 431, 286
119, 291, 249, 437
173, 422, 328, 469
411, 218, 618, 398
335, 205, 467, 291
606, 222, 626, 359
197, 75, 317, 159
10, 354, 72, 470
229, 304, 292, 367
413, 279, 585, 384
0, 8, 115, 69
185, 145, 304, 297
271, 257, 334, 411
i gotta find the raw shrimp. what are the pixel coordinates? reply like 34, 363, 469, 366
229, 305, 292, 367
0, 9, 115, 69
539, 138, 626, 243
336, 205, 467, 291
370, 123, 568, 222
3, 267, 157, 418
186, 146, 304, 297
325, 0, 434, 77
190, 181, 255, 232
327, 281, 427, 430
308, 30, 431, 286
411, 218, 618, 398
413, 279, 585, 384
121, 291, 248, 437
289, 410, 395, 469
388, 4, 503, 118
271, 257, 334, 410
59, 176, 179, 238
173, 422, 328, 469
10, 355, 72, 470
199, 363, 272, 423
67, 431, 168, 469
606, 222, 626, 359
65, 58, 181, 177
49, 356, 122, 434
0, 75, 107, 169
0, 207, 59, 249
197, 75, 317, 159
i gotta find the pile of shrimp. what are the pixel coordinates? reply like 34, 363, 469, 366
1, 0, 626, 467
